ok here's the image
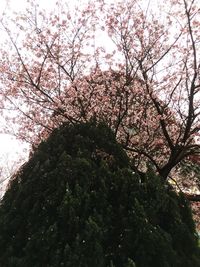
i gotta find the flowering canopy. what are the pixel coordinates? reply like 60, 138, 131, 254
0, 0, 200, 180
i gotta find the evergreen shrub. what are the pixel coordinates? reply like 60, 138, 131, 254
0, 121, 199, 266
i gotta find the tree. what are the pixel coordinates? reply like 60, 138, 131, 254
0, 0, 200, 187
0, 121, 199, 266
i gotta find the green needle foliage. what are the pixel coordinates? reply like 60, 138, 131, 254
0, 120, 199, 267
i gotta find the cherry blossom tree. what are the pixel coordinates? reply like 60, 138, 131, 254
0, 0, 200, 196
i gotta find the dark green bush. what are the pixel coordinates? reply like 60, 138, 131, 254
0, 121, 199, 267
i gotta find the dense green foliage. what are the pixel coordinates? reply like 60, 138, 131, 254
0, 121, 199, 267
